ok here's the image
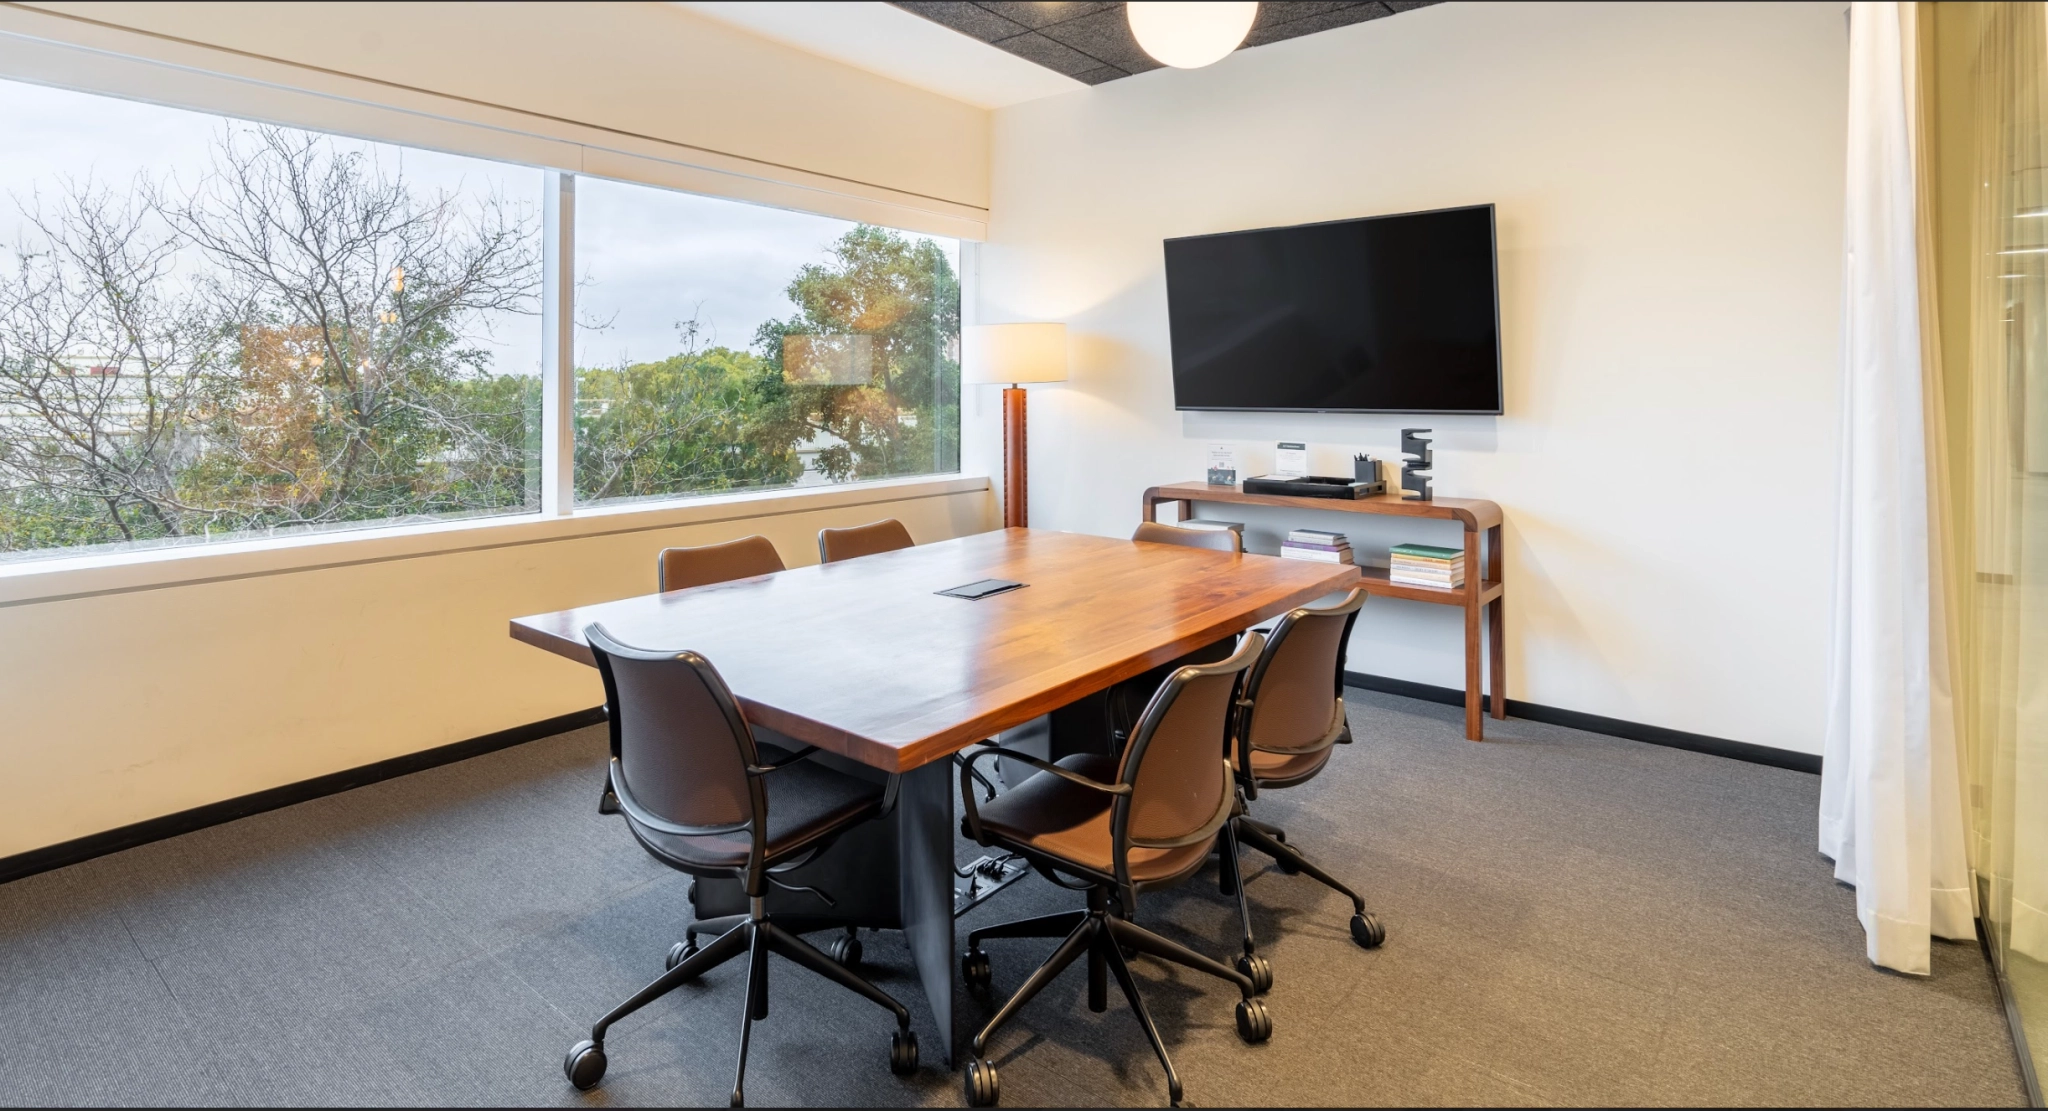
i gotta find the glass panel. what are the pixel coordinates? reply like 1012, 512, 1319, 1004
1946, 1, 2048, 1093
0, 78, 545, 562
572, 176, 959, 506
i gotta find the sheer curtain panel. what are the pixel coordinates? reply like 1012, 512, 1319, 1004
1819, 0, 1976, 977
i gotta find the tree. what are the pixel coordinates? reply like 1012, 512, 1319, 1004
751, 225, 960, 482
0, 124, 541, 554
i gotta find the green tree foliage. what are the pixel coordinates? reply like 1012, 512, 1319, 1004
751, 225, 961, 482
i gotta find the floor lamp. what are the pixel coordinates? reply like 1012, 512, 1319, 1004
964, 323, 1068, 529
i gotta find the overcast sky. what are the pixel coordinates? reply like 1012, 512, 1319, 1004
0, 76, 956, 377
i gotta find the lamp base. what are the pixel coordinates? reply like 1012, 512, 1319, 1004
1002, 386, 1027, 529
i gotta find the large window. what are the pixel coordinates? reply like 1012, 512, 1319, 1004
0, 79, 544, 560
574, 177, 960, 506
0, 76, 963, 563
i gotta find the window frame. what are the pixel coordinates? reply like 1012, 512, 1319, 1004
0, 7, 985, 593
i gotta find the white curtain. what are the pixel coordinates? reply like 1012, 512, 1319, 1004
1818, 0, 1975, 977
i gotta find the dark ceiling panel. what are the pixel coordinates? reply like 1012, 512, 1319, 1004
891, 1, 1438, 85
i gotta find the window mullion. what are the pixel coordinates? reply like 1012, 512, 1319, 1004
541, 170, 576, 517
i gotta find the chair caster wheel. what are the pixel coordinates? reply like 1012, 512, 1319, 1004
1236, 952, 1273, 994
1350, 912, 1386, 949
1234, 997, 1273, 1044
964, 1058, 1000, 1106
667, 940, 697, 970
962, 949, 992, 993
890, 1028, 919, 1075
563, 1039, 607, 1090
828, 932, 863, 967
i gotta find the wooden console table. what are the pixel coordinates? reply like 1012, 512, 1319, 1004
1143, 481, 1505, 740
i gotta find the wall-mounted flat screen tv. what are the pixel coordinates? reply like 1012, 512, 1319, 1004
1164, 204, 1502, 414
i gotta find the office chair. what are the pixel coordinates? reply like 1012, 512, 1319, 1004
1104, 522, 1245, 747
598, 535, 789, 816
659, 533, 786, 592
818, 518, 914, 563
1217, 586, 1385, 996
565, 625, 919, 1107
956, 634, 1273, 1108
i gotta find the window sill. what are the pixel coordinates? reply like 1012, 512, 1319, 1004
0, 474, 993, 608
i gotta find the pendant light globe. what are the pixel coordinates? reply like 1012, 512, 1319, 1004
1127, 2, 1259, 69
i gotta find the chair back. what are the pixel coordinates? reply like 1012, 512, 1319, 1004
658, 534, 785, 592
1114, 633, 1264, 870
586, 624, 762, 838
1131, 521, 1242, 554
1240, 586, 1366, 764
818, 518, 914, 563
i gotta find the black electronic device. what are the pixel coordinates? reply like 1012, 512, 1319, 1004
1243, 475, 1384, 499
937, 578, 1026, 600
1164, 204, 1502, 414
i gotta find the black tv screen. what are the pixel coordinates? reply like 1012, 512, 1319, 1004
1164, 205, 1502, 413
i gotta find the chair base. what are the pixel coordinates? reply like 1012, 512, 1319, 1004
564, 912, 917, 1107
960, 889, 1269, 1107
1220, 814, 1385, 988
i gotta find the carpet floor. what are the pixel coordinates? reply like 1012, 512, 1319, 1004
0, 689, 2027, 1107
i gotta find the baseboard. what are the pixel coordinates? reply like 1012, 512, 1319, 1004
1343, 671, 1822, 775
0, 706, 607, 887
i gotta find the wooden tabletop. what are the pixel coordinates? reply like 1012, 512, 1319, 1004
1145, 480, 1503, 531
510, 528, 1358, 773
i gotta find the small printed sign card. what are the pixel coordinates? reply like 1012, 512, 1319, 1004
1274, 441, 1310, 478
1206, 443, 1240, 486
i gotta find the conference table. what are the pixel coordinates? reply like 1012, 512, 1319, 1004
509, 526, 1359, 1061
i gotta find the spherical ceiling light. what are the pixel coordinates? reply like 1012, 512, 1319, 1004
1127, 1, 1259, 69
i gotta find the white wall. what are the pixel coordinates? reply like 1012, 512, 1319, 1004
971, 1, 1847, 753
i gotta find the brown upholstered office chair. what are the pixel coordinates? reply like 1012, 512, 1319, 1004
956, 633, 1272, 1108
1217, 586, 1384, 996
659, 534, 785, 592
565, 625, 919, 1107
598, 535, 790, 816
1104, 522, 1245, 746
818, 518, 914, 563
1131, 519, 1243, 554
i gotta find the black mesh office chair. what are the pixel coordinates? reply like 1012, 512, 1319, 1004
598, 535, 789, 816
564, 625, 919, 1107
955, 634, 1273, 1108
1217, 587, 1385, 996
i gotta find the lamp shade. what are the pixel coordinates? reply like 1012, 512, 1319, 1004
963, 322, 1068, 384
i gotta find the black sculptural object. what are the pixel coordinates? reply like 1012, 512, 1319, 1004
1400, 428, 1434, 501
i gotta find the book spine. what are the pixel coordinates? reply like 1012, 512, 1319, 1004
1286, 542, 1352, 553
1282, 549, 1351, 563
1389, 576, 1462, 589
1389, 546, 1465, 559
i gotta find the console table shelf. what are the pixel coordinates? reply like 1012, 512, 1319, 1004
1143, 480, 1506, 740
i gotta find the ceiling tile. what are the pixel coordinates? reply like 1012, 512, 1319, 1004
1035, 7, 1159, 74
984, 2, 1118, 30
1069, 65, 1129, 86
894, 1, 1031, 41
889, 1, 1443, 86
992, 30, 1114, 77
1244, 4, 1391, 48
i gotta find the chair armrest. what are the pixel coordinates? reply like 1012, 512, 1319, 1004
959, 745, 1129, 844
747, 745, 820, 775
608, 758, 752, 839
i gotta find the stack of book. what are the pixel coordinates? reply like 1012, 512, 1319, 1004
1180, 519, 1244, 539
1282, 529, 1354, 564
1389, 543, 1465, 588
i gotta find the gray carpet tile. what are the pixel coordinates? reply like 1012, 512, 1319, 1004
0, 688, 2028, 1107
